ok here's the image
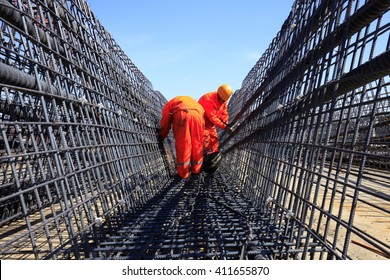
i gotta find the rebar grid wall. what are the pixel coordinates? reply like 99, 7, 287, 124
221, 0, 390, 259
1, 0, 389, 261
0, 0, 175, 259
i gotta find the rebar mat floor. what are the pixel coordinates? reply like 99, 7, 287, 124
83, 170, 282, 260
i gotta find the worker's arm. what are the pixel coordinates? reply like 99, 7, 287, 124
220, 102, 229, 124
203, 101, 226, 130
219, 102, 234, 134
159, 102, 172, 140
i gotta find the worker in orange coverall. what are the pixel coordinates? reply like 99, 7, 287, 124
198, 84, 234, 156
159, 96, 205, 179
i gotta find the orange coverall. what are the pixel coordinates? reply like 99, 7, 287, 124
198, 91, 229, 155
159, 96, 205, 179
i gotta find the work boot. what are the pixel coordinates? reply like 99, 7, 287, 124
190, 173, 201, 186
172, 174, 189, 188
202, 152, 221, 172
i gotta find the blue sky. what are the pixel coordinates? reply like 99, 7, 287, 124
89, 0, 294, 101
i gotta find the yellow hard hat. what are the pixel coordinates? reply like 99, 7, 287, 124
217, 84, 233, 101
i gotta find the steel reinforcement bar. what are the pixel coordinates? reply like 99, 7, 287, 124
0, 0, 176, 259
220, 0, 390, 259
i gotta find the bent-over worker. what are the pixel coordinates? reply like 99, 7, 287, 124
159, 96, 205, 179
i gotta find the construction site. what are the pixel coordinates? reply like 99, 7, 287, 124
0, 0, 389, 260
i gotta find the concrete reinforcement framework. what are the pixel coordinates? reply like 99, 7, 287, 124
0, 0, 389, 260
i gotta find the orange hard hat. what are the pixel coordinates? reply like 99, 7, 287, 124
217, 84, 233, 101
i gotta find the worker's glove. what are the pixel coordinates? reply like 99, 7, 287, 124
156, 128, 165, 142
225, 124, 234, 134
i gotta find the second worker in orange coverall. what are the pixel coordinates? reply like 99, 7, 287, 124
159, 96, 205, 179
198, 84, 233, 156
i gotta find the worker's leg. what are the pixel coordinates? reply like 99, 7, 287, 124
203, 127, 211, 154
189, 111, 204, 174
208, 126, 219, 153
203, 123, 219, 155
172, 111, 191, 178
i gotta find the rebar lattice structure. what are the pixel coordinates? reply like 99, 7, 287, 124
0, 0, 175, 259
221, 0, 390, 259
0, 0, 389, 260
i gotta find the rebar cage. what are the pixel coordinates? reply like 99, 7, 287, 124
0, 0, 389, 260
221, 0, 390, 259
0, 0, 176, 259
